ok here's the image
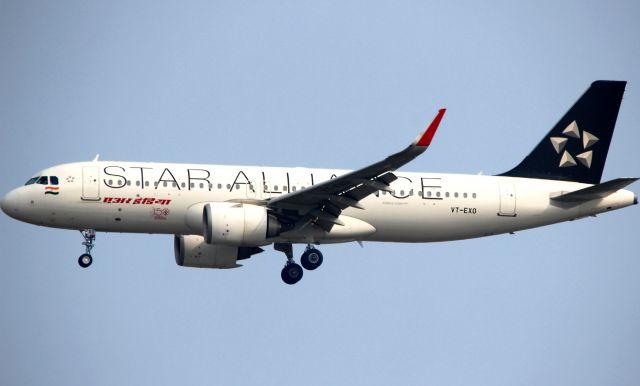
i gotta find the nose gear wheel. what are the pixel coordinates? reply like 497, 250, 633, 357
78, 229, 96, 268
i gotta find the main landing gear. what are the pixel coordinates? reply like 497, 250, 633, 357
275, 243, 324, 285
78, 229, 96, 268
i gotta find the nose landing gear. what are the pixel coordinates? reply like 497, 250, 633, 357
275, 243, 324, 284
78, 229, 96, 268
78, 253, 93, 268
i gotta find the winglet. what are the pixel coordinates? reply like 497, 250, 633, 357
415, 108, 446, 147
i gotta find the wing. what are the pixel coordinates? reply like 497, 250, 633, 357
267, 109, 446, 231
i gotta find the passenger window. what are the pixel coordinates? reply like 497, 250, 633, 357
472, 193, 477, 199
436, 191, 441, 197
181, 182, 186, 188
217, 184, 222, 189
145, 181, 149, 187
199, 183, 204, 189
136, 181, 140, 186
463, 193, 468, 198
25, 177, 39, 185
227, 184, 231, 189
190, 183, 194, 188
292, 186, 297, 191
427, 191, 432, 197
126, 180, 131, 186
37, 176, 49, 185
445, 192, 450, 198
454, 192, 459, 198
50, 176, 59, 185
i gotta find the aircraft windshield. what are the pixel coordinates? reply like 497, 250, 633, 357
24, 176, 59, 186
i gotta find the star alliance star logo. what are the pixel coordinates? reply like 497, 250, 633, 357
549, 120, 598, 168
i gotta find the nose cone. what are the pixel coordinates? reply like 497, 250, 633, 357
1, 189, 22, 219
0, 192, 9, 215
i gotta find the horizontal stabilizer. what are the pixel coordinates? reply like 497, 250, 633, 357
550, 178, 638, 202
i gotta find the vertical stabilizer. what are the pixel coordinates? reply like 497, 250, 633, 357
500, 81, 626, 184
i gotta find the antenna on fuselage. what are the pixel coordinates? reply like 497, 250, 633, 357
92, 154, 100, 162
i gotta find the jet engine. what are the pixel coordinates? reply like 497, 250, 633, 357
174, 234, 263, 269
202, 202, 281, 246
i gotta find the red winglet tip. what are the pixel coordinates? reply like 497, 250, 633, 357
416, 108, 446, 147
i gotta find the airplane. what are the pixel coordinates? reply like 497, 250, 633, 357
1, 80, 637, 284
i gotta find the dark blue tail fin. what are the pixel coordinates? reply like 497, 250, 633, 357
500, 80, 626, 184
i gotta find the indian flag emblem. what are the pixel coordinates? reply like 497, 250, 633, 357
44, 186, 59, 195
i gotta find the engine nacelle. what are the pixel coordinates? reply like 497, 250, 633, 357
203, 202, 281, 246
174, 235, 263, 269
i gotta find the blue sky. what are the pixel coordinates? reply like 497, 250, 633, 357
1, 1, 639, 385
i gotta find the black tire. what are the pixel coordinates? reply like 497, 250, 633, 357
78, 253, 92, 268
281, 263, 303, 285
301, 248, 323, 271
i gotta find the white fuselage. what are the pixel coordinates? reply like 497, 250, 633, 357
2, 161, 636, 244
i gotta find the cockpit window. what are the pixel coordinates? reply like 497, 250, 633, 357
25, 177, 39, 185
25, 175, 58, 186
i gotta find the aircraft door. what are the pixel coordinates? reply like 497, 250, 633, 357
82, 166, 100, 201
498, 181, 516, 217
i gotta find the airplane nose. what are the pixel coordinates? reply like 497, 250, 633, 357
0, 192, 7, 215
1, 189, 20, 217
1, 188, 38, 224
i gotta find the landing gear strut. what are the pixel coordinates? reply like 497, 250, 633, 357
275, 243, 324, 284
78, 229, 96, 268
